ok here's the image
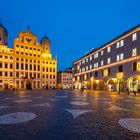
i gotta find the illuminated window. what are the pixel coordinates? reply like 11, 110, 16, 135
107, 47, 111, 53
101, 50, 104, 56
90, 56, 92, 61
86, 58, 88, 62
132, 33, 137, 41
107, 58, 111, 64
90, 65, 92, 69
132, 48, 137, 56
82, 59, 85, 64
116, 53, 124, 61
94, 62, 98, 68
86, 66, 88, 70
101, 60, 104, 66
116, 40, 124, 49
94, 52, 98, 59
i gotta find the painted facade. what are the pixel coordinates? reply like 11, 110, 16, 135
0, 23, 57, 90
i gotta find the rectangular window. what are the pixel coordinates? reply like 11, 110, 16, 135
95, 71, 98, 77
94, 52, 98, 59
116, 53, 124, 61
94, 62, 98, 68
0, 63, 2, 68
101, 50, 104, 56
118, 65, 123, 72
25, 64, 28, 70
5, 72, 8, 77
34, 65, 36, 71
5, 63, 8, 68
86, 58, 88, 62
10, 72, 13, 77
16, 72, 19, 78
16, 63, 19, 69
0, 72, 2, 76
132, 33, 137, 41
10, 64, 13, 69
116, 40, 124, 49
90, 56, 92, 61
101, 60, 104, 66
21, 64, 24, 70
90, 65, 92, 69
132, 62, 137, 71
107, 47, 111, 53
107, 58, 111, 64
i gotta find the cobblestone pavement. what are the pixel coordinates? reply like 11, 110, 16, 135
0, 90, 140, 140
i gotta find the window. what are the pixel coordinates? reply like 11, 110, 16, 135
90, 56, 92, 61
132, 62, 137, 71
0, 72, 2, 76
90, 65, 92, 69
107, 47, 111, 53
5, 72, 8, 77
0, 63, 2, 68
10, 57, 13, 59
53, 68, 55, 72
16, 72, 19, 78
38, 65, 40, 71
10, 64, 13, 69
21, 64, 24, 70
34, 65, 36, 71
132, 48, 137, 56
50, 68, 52, 72
132, 33, 137, 41
86, 58, 88, 62
94, 52, 98, 59
82, 59, 85, 64
5, 56, 8, 59
101, 60, 104, 66
10, 72, 13, 77
30, 64, 32, 70
116, 40, 124, 48
5, 63, 8, 68
118, 65, 123, 72
25, 64, 28, 70
107, 58, 111, 64
16, 63, 19, 69
101, 50, 104, 56
94, 63, 98, 68
95, 71, 98, 77
86, 66, 88, 71
116, 53, 124, 61
82, 67, 85, 72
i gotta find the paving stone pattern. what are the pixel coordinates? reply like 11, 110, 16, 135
0, 90, 140, 140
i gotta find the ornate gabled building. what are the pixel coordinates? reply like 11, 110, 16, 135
0, 22, 57, 90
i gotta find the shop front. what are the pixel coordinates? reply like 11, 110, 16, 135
127, 76, 140, 92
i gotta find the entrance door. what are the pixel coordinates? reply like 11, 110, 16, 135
26, 81, 32, 90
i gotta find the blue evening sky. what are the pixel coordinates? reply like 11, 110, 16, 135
1, 0, 140, 70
